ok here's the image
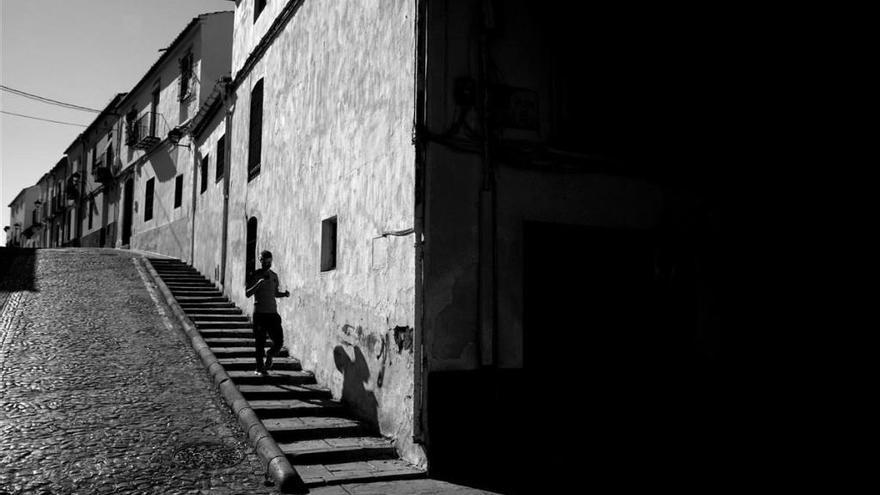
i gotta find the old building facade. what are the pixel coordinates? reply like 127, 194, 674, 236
116, 12, 233, 259
9, 3, 722, 491
65, 94, 128, 248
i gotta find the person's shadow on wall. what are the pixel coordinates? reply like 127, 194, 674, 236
333, 345, 379, 432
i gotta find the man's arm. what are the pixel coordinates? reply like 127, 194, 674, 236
274, 275, 290, 298
245, 273, 266, 298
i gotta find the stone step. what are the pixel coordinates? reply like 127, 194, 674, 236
218, 357, 302, 371
172, 290, 224, 298
195, 321, 252, 330
179, 302, 237, 310
212, 347, 287, 359
153, 265, 201, 275
237, 383, 331, 401
188, 313, 247, 322
226, 370, 316, 386
199, 328, 254, 339
176, 296, 229, 303
169, 286, 219, 292
203, 337, 259, 347
162, 276, 211, 283
247, 399, 346, 418
296, 460, 425, 487
261, 416, 366, 442
165, 280, 213, 286
279, 437, 397, 465
185, 309, 243, 317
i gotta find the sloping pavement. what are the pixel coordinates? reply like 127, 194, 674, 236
0, 248, 276, 494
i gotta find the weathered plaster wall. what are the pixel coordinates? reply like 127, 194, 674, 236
231, 0, 288, 76
129, 144, 194, 260
192, 111, 228, 284
225, 0, 423, 465
201, 14, 235, 99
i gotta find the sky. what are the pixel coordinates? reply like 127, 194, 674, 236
0, 0, 235, 245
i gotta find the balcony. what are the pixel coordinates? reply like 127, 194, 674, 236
126, 112, 166, 151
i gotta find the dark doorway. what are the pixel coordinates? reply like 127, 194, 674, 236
122, 178, 133, 246
246, 217, 257, 282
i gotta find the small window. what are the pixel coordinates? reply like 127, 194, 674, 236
254, 0, 267, 22
174, 174, 183, 208
201, 154, 209, 194
144, 177, 155, 221
178, 51, 194, 102
248, 79, 264, 181
321, 216, 337, 272
215, 135, 225, 182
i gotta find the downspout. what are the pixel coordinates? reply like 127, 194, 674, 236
478, 0, 497, 367
220, 83, 234, 289
412, 0, 429, 443
190, 137, 199, 265
76, 136, 86, 247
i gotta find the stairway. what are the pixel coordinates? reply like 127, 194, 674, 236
148, 258, 425, 488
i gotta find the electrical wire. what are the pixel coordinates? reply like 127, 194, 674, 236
1, 85, 102, 113
0, 109, 87, 127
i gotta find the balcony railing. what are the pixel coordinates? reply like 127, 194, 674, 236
126, 112, 166, 150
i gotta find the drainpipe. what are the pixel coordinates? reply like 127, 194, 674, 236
412, 0, 428, 443
190, 137, 199, 266
477, 0, 497, 368
76, 135, 87, 247
220, 82, 234, 289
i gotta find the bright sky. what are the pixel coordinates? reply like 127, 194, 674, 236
0, 0, 234, 245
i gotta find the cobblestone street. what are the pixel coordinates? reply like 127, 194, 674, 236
0, 248, 277, 494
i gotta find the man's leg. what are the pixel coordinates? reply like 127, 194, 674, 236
253, 314, 267, 373
265, 313, 283, 370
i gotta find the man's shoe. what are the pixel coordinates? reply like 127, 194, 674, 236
254, 369, 268, 376
265, 353, 274, 371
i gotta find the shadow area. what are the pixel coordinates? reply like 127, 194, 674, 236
0, 247, 38, 293
333, 345, 379, 431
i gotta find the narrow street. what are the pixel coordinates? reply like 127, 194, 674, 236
0, 248, 275, 494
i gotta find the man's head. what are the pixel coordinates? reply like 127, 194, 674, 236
259, 250, 273, 269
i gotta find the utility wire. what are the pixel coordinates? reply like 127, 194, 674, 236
0, 110, 88, 127
0, 85, 102, 113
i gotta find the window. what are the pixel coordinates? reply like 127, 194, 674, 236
248, 79, 264, 181
246, 217, 258, 282
200, 155, 209, 193
215, 135, 225, 182
254, 0, 267, 22
321, 216, 337, 272
174, 175, 183, 208
144, 177, 155, 221
178, 51, 194, 101
88, 200, 94, 229
106, 144, 113, 171
91, 144, 98, 174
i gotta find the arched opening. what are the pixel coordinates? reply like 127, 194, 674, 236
246, 217, 258, 283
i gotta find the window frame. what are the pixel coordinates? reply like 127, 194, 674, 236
144, 177, 155, 221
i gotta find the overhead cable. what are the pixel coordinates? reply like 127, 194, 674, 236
0, 110, 88, 127
0, 85, 102, 113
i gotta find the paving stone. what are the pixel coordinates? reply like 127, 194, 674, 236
0, 249, 276, 494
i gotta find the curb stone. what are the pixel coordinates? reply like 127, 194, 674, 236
137, 256, 306, 494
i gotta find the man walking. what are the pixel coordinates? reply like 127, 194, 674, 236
245, 250, 290, 375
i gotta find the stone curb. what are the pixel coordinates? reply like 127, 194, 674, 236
138, 256, 307, 494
